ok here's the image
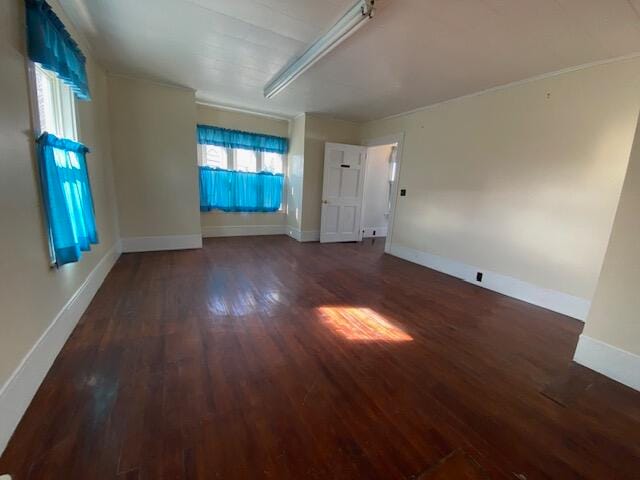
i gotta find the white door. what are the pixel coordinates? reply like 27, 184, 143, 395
320, 142, 367, 243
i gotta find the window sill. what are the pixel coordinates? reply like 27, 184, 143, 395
201, 210, 285, 215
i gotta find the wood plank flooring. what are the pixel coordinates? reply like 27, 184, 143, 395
1, 236, 639, 479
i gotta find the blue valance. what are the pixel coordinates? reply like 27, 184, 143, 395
197, 124, 288, 154
199, 167, 284, 213
26, 0, 91, 100
37, 133, 98, 266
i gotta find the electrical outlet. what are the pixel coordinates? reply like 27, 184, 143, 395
476, 272, 483, 282
400, 189, 406, 196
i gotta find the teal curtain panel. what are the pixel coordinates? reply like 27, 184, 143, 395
197, 124, 288, 154
25, 0, 91, 100
199, 168, 284, 212
36, 133, 98, 266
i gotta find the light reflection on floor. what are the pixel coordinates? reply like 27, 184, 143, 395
207, 290, 284, 317
316, 306, 413, 342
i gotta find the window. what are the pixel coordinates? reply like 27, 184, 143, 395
30, 63, 98, 266
198, 145, 285, 213
26, 3, 97, 267
33, 63, 77, 140
199, 145, 284, 175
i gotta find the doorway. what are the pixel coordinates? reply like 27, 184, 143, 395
319, 134, 404, 251
361, 132, 404, 253
361, 143, 398, 243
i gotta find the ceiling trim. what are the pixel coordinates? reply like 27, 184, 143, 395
106, 72, 196, 92
195, 100, 294, 121
374, 52, 640, 123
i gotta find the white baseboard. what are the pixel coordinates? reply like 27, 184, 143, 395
388, 244, 591, 321
362, 226, 388, 238
202, 224, 286, 238
574, 335, 640, 391
0, 241, 122, 454
121, 234, 202, 253
287, 228, 320, 242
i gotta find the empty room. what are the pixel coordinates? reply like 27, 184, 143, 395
2, 0, 640, 478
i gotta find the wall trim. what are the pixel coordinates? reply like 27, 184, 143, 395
0, 241, 122, 454
121, 234, 202, 253
362, 226, 388, 238
202, 224, 287, 238
388, 244, 591, 321
287, 228, 320, 242
574, 335, 640, 391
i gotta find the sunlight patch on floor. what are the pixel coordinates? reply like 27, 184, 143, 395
316, 306, 413, 342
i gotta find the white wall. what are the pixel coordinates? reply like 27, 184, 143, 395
0, 0, 120, 451
573, 113, 640, 390
197, 104, 289, 237
362, 145, 392, 237
108, 75, 201, 250
286, 114, 305, 237
361, 58, 640, 310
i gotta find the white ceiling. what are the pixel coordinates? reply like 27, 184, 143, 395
61, 0, 640, 121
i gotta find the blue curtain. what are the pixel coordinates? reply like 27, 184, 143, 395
200, 168, 284, 212
197, 124, 288, 154
37, 133, 98, 266
26, 0, 91, 100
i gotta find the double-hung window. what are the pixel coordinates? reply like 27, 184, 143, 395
197, 125, 288, 213
26, 0, 97, 266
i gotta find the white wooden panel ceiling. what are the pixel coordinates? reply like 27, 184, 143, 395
60, 0, 640, 121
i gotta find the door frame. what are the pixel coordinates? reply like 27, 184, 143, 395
361, 132, 405, 253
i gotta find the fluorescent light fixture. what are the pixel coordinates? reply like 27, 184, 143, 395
264, 0, 376, 99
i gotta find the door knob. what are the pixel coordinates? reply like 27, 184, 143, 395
322, 200, 328, 204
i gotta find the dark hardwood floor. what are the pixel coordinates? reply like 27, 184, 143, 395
1, 236, 639, 479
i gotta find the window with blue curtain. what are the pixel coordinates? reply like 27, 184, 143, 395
197, 125, 288, 213
26, 0, 98, 266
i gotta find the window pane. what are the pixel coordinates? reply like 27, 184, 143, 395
204, 145, 228, 169
58, 81, 77, 140
34, 64, 77, 140
262, 152, 283, 174
235, 148, 257, 172
35, 65, 57, 135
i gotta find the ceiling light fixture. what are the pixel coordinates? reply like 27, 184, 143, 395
264, 0, 376, 99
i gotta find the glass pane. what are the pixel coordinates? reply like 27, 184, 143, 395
262, 152, 283, 174
34, 64, 77, 140
58, 81, 77, 140
235, 148, 257, 172
204, 146, 228, 169
35, 65, 57, 135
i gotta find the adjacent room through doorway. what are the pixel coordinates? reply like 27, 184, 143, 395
361, 143, 398, 241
